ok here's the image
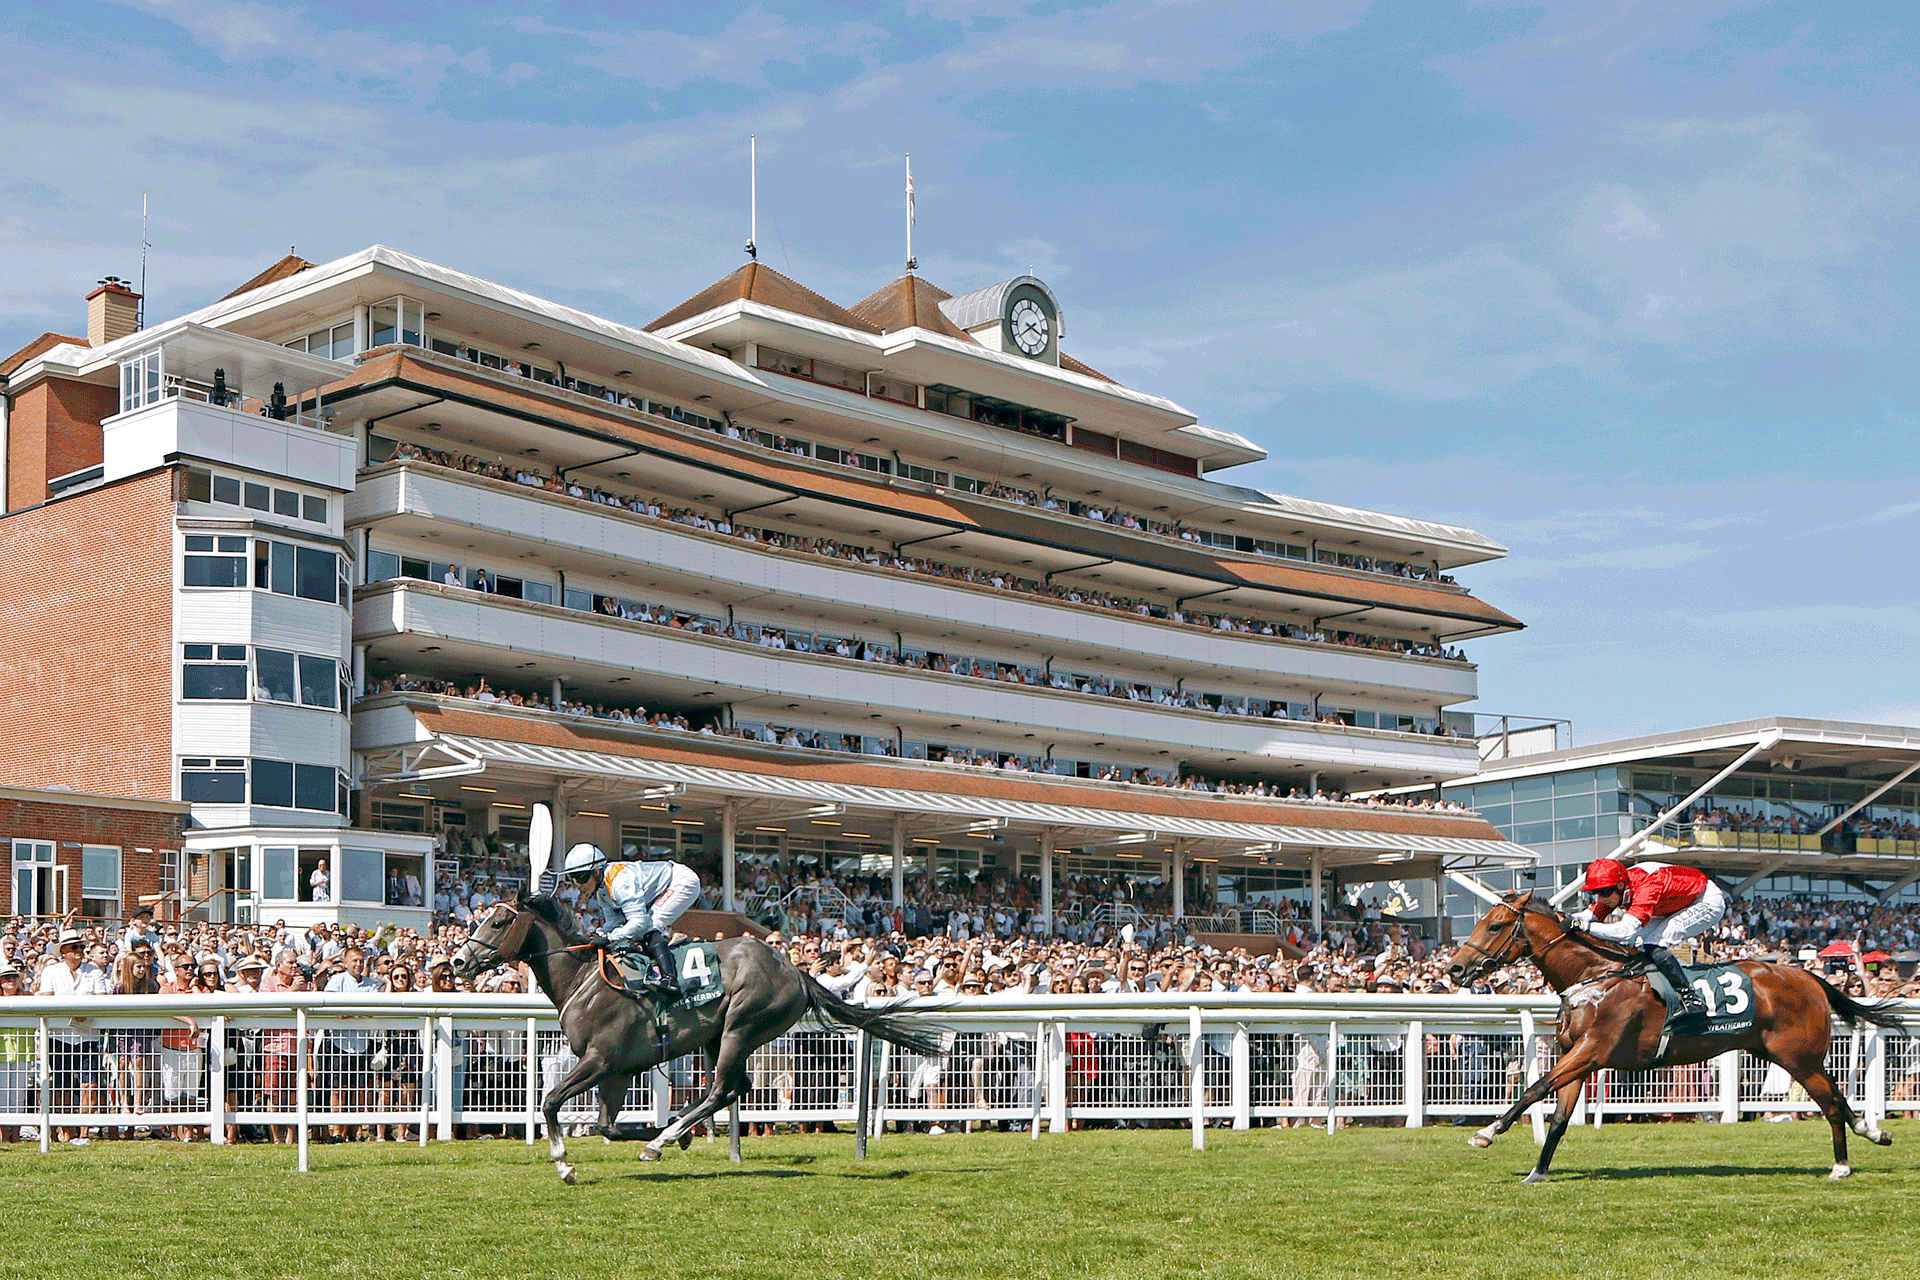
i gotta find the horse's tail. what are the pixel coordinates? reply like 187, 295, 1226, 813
1820, 978, 1907, 1030
801, 976, 947, 1057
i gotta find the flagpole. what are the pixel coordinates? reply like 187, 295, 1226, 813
745, 135, 758, 260
905, 153, 916, 274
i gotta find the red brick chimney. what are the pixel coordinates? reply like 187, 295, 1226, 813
86, 277, 141, 347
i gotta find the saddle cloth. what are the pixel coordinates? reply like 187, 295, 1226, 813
608, 939, 726, 1008
1643, 959, 1757, 1037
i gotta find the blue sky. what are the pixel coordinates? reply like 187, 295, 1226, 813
3, 1, 1915, 744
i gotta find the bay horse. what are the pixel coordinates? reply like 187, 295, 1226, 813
451, 891, 943, 1183
1450, 891, 1903, 1181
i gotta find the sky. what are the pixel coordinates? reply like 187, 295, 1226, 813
2, 0, 1915, 746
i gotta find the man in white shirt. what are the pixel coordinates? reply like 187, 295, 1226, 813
322, 949, 384, 1140
40, 928, 110, 1142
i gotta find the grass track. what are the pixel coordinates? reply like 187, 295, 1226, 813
2, 1121, 1914, 1280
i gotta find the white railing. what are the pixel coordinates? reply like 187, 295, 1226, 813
3, 993, 1912, 1169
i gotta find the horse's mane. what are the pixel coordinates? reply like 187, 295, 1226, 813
1504, 893, 1644, 963
520, 893, 594, 944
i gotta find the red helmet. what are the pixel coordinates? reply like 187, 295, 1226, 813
1582, 858, 1629, 892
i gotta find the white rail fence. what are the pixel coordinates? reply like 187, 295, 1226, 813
4, 993, 1914, 1169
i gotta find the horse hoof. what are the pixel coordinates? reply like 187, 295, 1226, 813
639, 1145, 662, 1162
1522, 1171, 1548, 1185
678, 1133, 694, 1151
558, 1164, 577, 1185
1872, 1130, 1893, 1147
1468, 1134, 1492, 1149
1828, 1163, 1851, 1180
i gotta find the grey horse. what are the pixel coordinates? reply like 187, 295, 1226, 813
451, 891, 943, 1183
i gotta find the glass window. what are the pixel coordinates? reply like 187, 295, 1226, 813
298, 655, 337, 708
1477, 803, 1511, 827
1513, 798, 1552, 824
212, 474, 241, 505
339, 847, 383, 902
1553, 816, 1597, 842
80, 845, 120, 895
524, 581, 553, 605
243, 482, 270, 511
273, 488, 300, 517
296, 546, 336, 602
184, 468, 212, 502
1553, 793, 1596, 818
185, 536, 248, 587
262, 847, 297, 901
256, 648, 297, 702
1553, 770, 1597, 795
252, 759, 295, 808
1512, 821, 1552, 845
182, 658, 248, 699
367, 550, 401, 582
1511, 776, 1552, 803
294, 764, 335, 812
181, 764, 246, 803
302, 494, 327, 522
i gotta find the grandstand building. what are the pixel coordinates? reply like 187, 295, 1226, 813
0, 246, 1529, 937
1439, 717, 1920, 936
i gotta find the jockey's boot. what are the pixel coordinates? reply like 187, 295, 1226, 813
643, 931, 681, 999
1646, 946, 1708, 1032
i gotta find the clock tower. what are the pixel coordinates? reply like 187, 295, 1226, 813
937, 275, 1063, 365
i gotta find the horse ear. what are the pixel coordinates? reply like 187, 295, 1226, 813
515, 883, 529, 905
1513, 890, 1534, 908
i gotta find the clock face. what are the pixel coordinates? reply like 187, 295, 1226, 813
1009, 298, 1050, 356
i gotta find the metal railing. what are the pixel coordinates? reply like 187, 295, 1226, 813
3, 993, 1912, 1168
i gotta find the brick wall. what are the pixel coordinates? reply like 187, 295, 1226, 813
0, 467, 175, 798
0, 793, 185, 917
7, 375, 117, 510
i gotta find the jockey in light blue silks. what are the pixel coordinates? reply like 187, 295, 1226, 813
560, 842, 702, 996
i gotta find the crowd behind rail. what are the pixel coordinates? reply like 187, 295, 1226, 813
4, 882, 1919, 1143
382, 441, 1472, 669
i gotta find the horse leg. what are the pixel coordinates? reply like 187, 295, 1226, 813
1523, 1078, 1589, 1185
1793, 1065, 1863, 1179
542, 1051, 611, 1184
1471, 1045, 1600, 1148
596, 1072, 635, 1142
645, 1033, 749, 1160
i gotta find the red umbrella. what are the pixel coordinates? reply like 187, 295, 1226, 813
1862, 951, 1891, 964
1817, 941, 1856, 958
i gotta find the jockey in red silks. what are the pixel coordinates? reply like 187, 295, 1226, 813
1571, 858, 1728, 1029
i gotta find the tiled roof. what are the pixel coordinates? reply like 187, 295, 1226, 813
848, 275, 976, 342
0, 332, 88, 378
1059, 352, 1114, 383
220, 252, 315, 302
645, 262, 880, 335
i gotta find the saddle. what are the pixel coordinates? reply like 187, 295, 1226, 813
603, 939, 725, 1009
1624, 956, 1756, 1060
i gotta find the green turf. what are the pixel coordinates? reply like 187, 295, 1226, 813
2, 1120, 1913, 1280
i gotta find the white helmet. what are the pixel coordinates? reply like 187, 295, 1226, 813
561, 842, 609, 881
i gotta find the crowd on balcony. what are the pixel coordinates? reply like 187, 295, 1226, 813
381, 441, 1471, 666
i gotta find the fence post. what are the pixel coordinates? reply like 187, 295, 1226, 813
855, 1029, 873, 1159
1405, 1019, 1425, 1130
1046, 1020, 1069, 1135
1718, 1050, 1741, 1125
525, 1017, 539, 1145
1030, 1020, 1046, 1140
434, 1017, 455, 1141
419, 1016, 432, 1148
1188, 1006, 1205, 1151
37, 1016, 49, 1154
729, 1100, 742, 1163
1325, 1020, 1339, 1134
209, 1015, 228, 1145
651, 1065, 672, 1128
1866, 1029, 1887, 1129
296, 1008, 309, 1173
1230, 1023, 1251, 1131
1518, 1009, 1542, 1144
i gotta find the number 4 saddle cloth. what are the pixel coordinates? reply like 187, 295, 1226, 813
1641, 958, 1757, 1049
606, 940, 727, 1008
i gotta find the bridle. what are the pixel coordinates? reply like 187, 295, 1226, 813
1455, 898, 1582, 982
456, 900, 606, 974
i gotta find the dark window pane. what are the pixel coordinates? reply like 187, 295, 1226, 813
217, 536, 247, 553
212, 475, 241, 505
254, 542, 270, 588
185, 555, 246, 588
302, 494, 326, 522
296, 546, 335, 602
184, 535, 215, 552
183, 644, 213, 661
294, 764, 334, 812
256, 648, 297, 702
298, 655, 337, 708
243, 482, 270, 511
182, 664, 249, 699
252, 759, 294, 808
182, 769, 246, 804
367, 551, 400, 582
272, 541, 294, 595
273, 488, 300, 517
185, 468, 211, 502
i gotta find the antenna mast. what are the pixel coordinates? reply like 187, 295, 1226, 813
744, 135, 757, 260
905, 153, 916, 274
138, 194, 150, 331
